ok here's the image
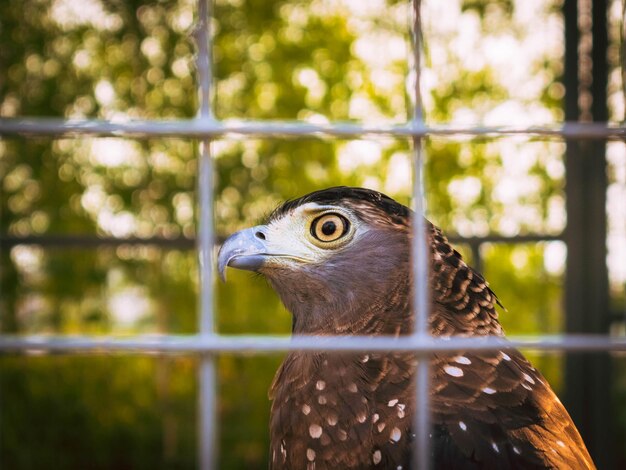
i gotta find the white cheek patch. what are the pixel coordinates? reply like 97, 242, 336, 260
265, 217, 317, 261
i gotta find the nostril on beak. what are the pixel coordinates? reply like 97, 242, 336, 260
255, 231, 266, 240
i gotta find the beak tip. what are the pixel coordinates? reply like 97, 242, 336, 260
217, 253, 230, 283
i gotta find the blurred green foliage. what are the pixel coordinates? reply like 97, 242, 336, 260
0, 356, 197, 469
0, 0, 624, 468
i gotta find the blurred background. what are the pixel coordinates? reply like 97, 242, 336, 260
1, 0, 625, 468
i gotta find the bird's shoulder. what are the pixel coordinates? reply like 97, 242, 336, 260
428, 222, 503, 336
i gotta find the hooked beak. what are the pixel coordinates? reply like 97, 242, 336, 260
217, 225, 269, 281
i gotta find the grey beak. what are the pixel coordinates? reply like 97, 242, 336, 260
217, 225, 269, 281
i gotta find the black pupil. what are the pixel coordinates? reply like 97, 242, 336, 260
321, 220, 337, 236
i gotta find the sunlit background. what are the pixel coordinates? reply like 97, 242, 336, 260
1, 0, 625, 468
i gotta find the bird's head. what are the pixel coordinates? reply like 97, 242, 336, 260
218, 187, 413, 334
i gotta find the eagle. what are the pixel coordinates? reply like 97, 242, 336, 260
217, 186, 595, 469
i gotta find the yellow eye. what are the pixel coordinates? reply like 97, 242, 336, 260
310, 213, 349, 243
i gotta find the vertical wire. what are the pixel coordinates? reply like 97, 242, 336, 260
195, 0, 217, 468
197, 0, 214, 121
411, 0, 431, 469
198, 136, 217, 470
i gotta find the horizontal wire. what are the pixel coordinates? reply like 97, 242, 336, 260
0, 333, 624, 354
0, 233, 563, 249
0, 234, 197, 248
1, 117, 625, 139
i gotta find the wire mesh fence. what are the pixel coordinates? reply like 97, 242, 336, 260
1, 0, 625, 468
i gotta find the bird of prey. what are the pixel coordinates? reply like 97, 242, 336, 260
218, 186, 595, 469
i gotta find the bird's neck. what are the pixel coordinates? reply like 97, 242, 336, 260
269, 267, 412, 336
